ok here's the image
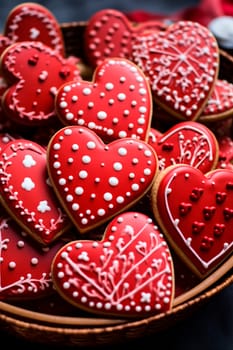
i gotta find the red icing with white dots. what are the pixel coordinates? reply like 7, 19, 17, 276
152, 164, 233, 277
84, 8, 166, 67
132, 21, 219, 121
0, 215, 65, 300
51, 211, 175, 317
148, 121, 219, 172
4, 2, 65, 55
55, 57, 152, 142
47, 126, 158, 233
199, 79, 233, 122
0, 41, 80, 126
0, 139, 70, 245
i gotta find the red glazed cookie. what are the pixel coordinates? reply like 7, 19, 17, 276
47, 126, 158, 233
55, 57, 152, 142
0, 41, 80, 126
151, 164, 233, 278
0, 214, 65, 300
132, 21, 219, 121
148, 121, 219, 172
4, 2, 65, 56
51, 211, 175, 318
0, 139, 70, 245
199, 79, 233, 122
84, 8, 167, 67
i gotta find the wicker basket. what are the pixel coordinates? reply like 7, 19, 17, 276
0, 21, 233, 347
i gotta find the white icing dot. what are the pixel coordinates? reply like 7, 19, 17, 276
75, 187, 84, 195
63, 282, 70, 289
59, 178, 66, 185
17, 240, 24, 248
64, 128, 72, 135
116, 196, 124, 203
53, 143, 61, 150
82, 155, 91, 163
72, 203, 79, 211
109, 177, 119, 186
66, 112, 74, 121
9, 261, 16, 269
53, 161, 61, 169
79, 170, 88, 179
97, 111, 107, 120
132, 184, 139, 191
97, 209, 105, 216
118, 147, 127, 156
117, 93, 126, 101
31, 257, 38, 265
66, 194, 73, 202
105, 82, 114, 90
72, 144, 79, 151
83, 87, 92, 95
113, 162, 123, 171
103, 192, 113, 201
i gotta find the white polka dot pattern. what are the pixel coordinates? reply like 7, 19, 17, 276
47, 126, 158, 233
55, 58, 152, 142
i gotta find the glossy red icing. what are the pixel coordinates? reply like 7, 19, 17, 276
152, 164, 233, 277
47, 126, 158, 233
52, 211, 175, 317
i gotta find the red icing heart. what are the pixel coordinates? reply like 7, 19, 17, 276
4, 2, 65, 55
84, 8, 167, 67
132, 21, 219, 121
0, 41, 80, 126
0, 139, 70, 245
55, 57, 152, 142
0, 214, 65, 300
148, 121, 219, 172
47, 126, 158, 233
51, 212, 175, 318
152, 164, 233, 278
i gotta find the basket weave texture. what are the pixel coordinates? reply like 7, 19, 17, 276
0, 21, 233, 347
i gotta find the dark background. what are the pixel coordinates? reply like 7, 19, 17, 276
0, 1, 233, 349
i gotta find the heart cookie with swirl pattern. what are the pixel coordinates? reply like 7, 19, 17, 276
132, 21, 219, 121
51, 211, 175, 318
47, 126, 158, 233
151, 164, 233, 278
0, 139, 70, 245
148, 121, 219, 172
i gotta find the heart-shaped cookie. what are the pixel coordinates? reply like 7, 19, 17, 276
0, 214, 65, 300
55, 57, 152, 142
0, 41, 80, 126
132, 21, 219, 121
51, 211, 175, 318
148, 121, 219, 172
47, 126, 158, 233
4, 2, 65, 55
84, 8, 167, 67
0, 139, 70, 245
151, 164, 233, 278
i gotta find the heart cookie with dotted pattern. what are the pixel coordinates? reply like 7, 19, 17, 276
4, 2, 65, 55
132, 20, 219, 121
0, 139, 70, 245
51, 211, 175, 318
151, 164, 233, 278
55, 57, 152, 142
0, 41, 80, 126
47, 126, 158, 233
148, 121, 219, 172
84, 8, 167, 67
0, 214, 66, 300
